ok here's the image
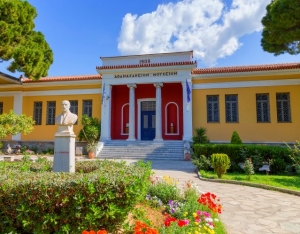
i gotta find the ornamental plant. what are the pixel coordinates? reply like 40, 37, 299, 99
243, 158, 255, 180
286, 141, 300, 174
147, 175, 182, 204
0, 110, 35, 139
230, 131, 242, 144
134, 221, 159, 234
211, 153, 231, 178
82, 230, 107, 234
197, 192, 223, 214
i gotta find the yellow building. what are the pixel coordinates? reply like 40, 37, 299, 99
0, 51, 299, 145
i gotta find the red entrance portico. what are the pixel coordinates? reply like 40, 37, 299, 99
110, 83, 183, 140
97, 51, 196, 143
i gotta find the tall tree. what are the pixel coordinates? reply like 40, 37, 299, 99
0, 0, 53, 80
261, 0, 300, 55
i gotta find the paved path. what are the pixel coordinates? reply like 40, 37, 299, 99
123, 159, 300, 234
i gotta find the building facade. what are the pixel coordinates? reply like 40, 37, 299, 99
0, 51, 300, 144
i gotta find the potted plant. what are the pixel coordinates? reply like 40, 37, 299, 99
78, 115, 101, 159
86, 142, 98, 159
184, 141, 192, 161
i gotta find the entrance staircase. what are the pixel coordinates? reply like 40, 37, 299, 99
97, 140, 184, 160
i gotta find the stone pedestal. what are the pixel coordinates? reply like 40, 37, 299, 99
53, 125, 76, 173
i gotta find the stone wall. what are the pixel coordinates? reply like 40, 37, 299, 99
0, 140, 88, 154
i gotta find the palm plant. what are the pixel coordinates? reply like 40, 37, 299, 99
193, 127, 210, 144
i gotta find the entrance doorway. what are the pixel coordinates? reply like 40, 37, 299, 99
141, 101, 156, 140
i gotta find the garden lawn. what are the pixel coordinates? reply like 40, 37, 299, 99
200, 170, 300, 192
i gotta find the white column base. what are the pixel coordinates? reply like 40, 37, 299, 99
153, 138, 163, 142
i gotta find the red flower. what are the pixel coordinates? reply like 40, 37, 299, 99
164, 215, 177, 227
97, 231, 108, 234
197, 192, 223, 214
82, 231, 89, 234
177, 219, 189, 227
134, 221, 158, 234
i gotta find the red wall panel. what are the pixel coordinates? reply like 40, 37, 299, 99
111, 83, 182, 140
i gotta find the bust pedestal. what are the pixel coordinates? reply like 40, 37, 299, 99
53, 125, 76, 173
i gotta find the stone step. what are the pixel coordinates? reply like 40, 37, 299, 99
97, 140, 184, 160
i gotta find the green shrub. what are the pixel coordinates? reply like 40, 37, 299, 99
270, 157, 287, 174
193, 144, 291, 174
0, 160, 151, 233
192, 154, 211, 171
286, 141, 300, 169
244, 159, 255, 180
193, 127, 210, 144
230, 131, 242, 144
211, 153, 231, 178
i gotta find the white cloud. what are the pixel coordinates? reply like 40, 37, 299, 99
117, 0, 270, 66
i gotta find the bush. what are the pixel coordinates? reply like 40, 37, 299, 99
193, 144, 291, 174
0, 160, 151, 233
286, 141, 300, 169
244, 159, 255, 180
193, 127, 210, 144
230, 131, 242, 144
192, 155, 211, 171
211, 153, 231, 178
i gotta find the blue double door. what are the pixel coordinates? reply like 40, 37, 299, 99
141, 101, 156, 140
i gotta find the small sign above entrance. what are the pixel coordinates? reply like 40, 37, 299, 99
114, 71, 178, 79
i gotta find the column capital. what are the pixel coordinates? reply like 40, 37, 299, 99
154, 82, 163, 88
127, 83, 137, 88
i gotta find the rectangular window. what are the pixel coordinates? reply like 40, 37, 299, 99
83, 100, 92, 117
69, 100, 78, 124
207, 95, 219, 122
276, 93, 291, 122
46, 101, 56, 125
225, 94, 238, 123
256, 94, 270, 122
0, 102, 3, 114
33, 102, 42, 125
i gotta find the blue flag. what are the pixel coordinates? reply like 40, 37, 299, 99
186, 79, 191, 103
102, 82, 106, 104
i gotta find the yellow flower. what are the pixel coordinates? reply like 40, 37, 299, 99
194, 222, 199, 226
193, 213, 197, 217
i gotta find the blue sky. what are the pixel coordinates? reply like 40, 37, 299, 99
0, 0, 299, 78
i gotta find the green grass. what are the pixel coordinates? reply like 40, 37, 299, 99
200, 170, 300, 192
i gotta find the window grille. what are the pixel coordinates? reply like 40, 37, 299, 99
33, 102, 42, 125
141, 101, 156, 111
69, 100, 78, 124
0, 102, 3, 114
83, 100, 92, 117
225, 95, 238, 122
46, 101, 56, 125
276, 93, 291, 122
256, 94, 270, 122
207, 95, 219, 122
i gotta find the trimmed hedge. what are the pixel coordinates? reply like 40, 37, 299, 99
0, 160, 151, 233
193, 144, 292, 174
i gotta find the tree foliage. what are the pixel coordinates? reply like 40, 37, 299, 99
0, 0, 53, 80
78, 115, 101, 148
0, 110, 35, 139
261, 0, 300, 55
